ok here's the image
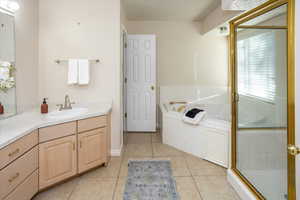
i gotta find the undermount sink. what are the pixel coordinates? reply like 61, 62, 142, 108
46, 108, 88, 119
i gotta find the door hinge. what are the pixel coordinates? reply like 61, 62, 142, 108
125, 43, 128, 48
124, 113, 127, 118
124, 78, 127, 83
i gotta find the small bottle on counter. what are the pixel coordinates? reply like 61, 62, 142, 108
0, 102, 4, 114
41, 98, 48, 114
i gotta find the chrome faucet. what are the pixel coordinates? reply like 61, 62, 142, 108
56, 95, 75, 111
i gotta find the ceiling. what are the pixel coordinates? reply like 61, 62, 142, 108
122, 0, 221, 21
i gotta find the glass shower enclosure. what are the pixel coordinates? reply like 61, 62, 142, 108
230, 0, 295, 199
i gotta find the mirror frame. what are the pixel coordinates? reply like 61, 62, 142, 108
0, 9, 17, 119
229, 0, 295, 199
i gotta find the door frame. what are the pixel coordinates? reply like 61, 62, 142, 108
121, 24, 127, 145
229, 0, 296, 199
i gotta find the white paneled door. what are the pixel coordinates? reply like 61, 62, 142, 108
126, 35, 156, 132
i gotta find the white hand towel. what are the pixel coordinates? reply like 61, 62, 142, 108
78, 59, 90, 85
68, 59, 78, 85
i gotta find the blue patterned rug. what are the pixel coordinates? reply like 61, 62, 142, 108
123, 160, 180, 200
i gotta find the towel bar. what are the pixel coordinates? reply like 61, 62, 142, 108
55, 59, 100, 64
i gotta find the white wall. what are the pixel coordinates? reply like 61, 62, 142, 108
38, 0, 122, 153
126, 21, 229, 87
15, 0, 39, 112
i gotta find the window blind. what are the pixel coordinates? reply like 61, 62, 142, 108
237, 31, 276, 102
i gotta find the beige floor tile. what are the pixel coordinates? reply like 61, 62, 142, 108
151, 133, 162, 143
185, 155, 226, 176
33, 178, 79, 200
152, 143, 184, 157
79, 157, 122, 179
123, 143, 153, 157
200, 192, 241, 200
69, 178, 117, 200
126, 133, 152, 144
175, 177, 202, 200
194, 176, 240, 200
113, 178, 127, 200
119, 156, 153, 177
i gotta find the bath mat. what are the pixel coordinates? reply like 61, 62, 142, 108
123, 160, 180, 200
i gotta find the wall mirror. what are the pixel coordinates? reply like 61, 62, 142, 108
0, 10, 16, 120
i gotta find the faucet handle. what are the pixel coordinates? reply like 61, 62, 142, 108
70, 102, 75, 109
56, 104, 63, 111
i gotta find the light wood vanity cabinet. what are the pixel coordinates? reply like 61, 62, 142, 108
0, 130, 38, 200
4, 170, 38, 200
39, 135, 77, 190
38, 115, 110, 189
0, 114, 111, 199
78, 128, 107, 173
0, 130, 38, 170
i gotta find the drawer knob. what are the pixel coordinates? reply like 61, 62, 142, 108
8, 148, 20, 157
8, 172, 20, 183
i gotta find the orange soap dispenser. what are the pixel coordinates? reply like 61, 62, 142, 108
41, 98, 48, 114
0, 102, 4, 114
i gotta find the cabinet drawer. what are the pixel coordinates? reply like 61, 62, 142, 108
0, 130, 38, 170
4, 170, 38, 200
78, 116, 107, 133
0, 146, 38, 199
39, 121, 76, 143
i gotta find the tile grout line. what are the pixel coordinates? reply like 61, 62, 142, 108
112, 148, 124, 200
66, 179, 79, 200
183, 155, 204, 200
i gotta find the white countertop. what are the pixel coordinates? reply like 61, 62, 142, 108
0, 102, 112, 149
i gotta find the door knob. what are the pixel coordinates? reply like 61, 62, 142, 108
151, 86, 155, 91
287, 145, 300, 156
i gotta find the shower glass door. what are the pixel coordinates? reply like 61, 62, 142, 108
231, 1, 295, 199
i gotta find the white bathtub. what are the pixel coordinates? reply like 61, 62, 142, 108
160, 93, 230, 168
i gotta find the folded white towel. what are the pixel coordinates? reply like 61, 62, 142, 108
68, 59, 78, 85
78, 59, 90, 85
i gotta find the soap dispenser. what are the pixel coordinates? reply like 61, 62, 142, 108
0, 102, 3, 115
41, 98, 48, 114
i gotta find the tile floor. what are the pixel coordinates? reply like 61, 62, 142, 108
33, 132, 240, 200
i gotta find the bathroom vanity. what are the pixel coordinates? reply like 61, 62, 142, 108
0, 103, 112, 200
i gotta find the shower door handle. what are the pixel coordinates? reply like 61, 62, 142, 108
232, 93, 239, 102
287, 145, 300, 156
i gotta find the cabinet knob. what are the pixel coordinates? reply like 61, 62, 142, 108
8, 172, 20, 183
8, 148, 20, 157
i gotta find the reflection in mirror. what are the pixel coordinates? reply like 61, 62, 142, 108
0, 11, 16, 120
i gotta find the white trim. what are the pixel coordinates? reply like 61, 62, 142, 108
111, 146, 123, 156
227, 169, 257, 200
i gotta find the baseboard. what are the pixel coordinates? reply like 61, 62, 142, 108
227, 169, 257, 200
111, 146, 123, 156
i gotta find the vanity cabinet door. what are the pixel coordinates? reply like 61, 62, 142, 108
39, 135, 77, 189
78, 128, 107, 173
